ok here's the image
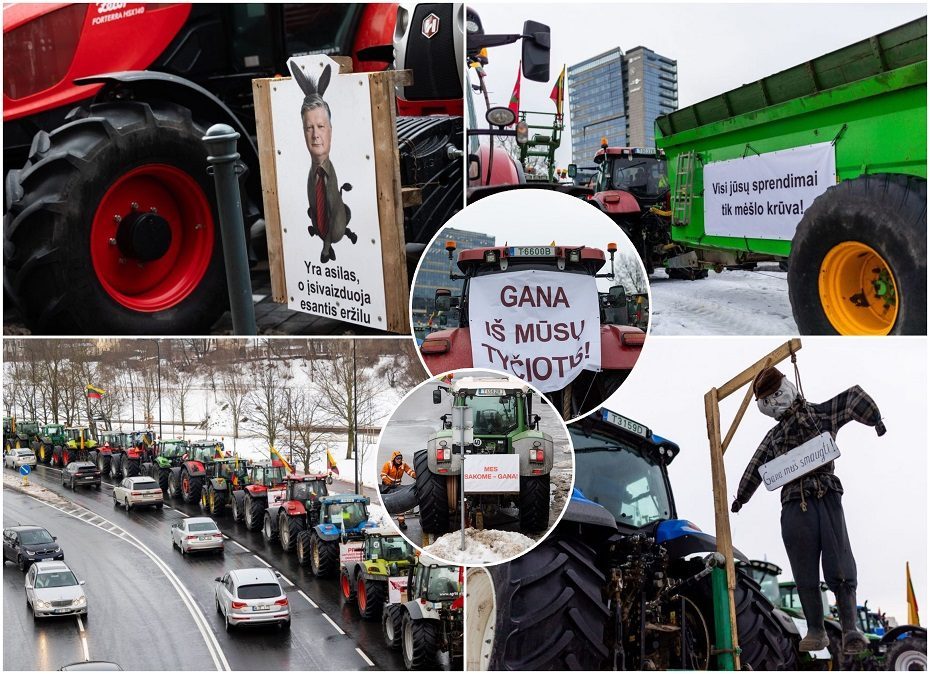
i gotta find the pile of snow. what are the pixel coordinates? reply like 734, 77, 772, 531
424, 528, 536, 564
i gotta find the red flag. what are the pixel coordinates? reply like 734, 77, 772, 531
907, 561, 921, 626
326, 449, 340, 476
549, 65, 566, 116
508, 61, 521, 124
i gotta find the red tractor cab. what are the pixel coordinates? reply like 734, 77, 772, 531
420, 243, 646, 417
235, 460, 289, 531
261, 473, 332, 551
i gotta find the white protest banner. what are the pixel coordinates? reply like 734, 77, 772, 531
759, 431, 841, 491
464, 454, 520, 494
468, 270, 602, 393
703, 143, 836, 240
387, 576, 409, 604
339, 540, 365, 564
268, 55, 388, 328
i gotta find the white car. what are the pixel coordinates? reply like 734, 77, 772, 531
112, 476, 163, 511
172, 517, 224, 555
5, 449, 37, 470
25, 560, 88, 621
214, 567, 290, 632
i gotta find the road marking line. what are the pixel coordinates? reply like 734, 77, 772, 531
88, 516, 103, 524
252, 554, 271, 568
278, 573, 294, 586
76, 616, 85, 633
321, 612, 345, 635
222, 534, 229, 539
81, 635, 90, 662
355, 648, 374, 667
231, 541, 250, 553
20, 493, 230, 671
297, 590, 318, 608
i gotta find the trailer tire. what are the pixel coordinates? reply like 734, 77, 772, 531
278, 511, 305, 552
476, 534, 609, 670
357, 574, 386, 620
244, 494, 265, 531
402, 612, 439, 670
518, 474, 550, 533
295, 531, 313, 567
885, 635, 927, 671
231, 491, 246, 522
789, 174, 926, 335
383, 604, 404, 650
3, 100, 230, 334
414, 449, 450, 534
309, 531, 338, 578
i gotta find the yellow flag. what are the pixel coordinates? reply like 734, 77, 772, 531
907, 561, 921, 626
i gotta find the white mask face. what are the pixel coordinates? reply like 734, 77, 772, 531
757, 379, 799, 419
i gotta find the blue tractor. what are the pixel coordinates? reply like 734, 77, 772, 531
295, 494, 377, 578
466, 408, 799, 671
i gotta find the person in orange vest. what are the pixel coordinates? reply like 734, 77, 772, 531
381, 451, 416, 529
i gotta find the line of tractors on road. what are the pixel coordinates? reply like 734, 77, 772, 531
3, 416, 463, 670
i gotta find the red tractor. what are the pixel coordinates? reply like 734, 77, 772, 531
582, 143, 707, 280
166, 439, 221, 504
419, 243, 645, 418
232, 460, 289, 531
3, 3, 463, 334
260, 473, 331, 551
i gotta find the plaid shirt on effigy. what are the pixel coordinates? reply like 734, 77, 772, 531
735, 385, 882, 506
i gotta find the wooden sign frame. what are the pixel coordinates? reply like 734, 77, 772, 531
251, 60, 413, 334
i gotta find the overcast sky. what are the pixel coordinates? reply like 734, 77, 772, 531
469, 2, 927, 166
602, 336, 926, 623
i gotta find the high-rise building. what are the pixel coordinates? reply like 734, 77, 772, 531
568, 46, 678, 164
411, 227, 494, 326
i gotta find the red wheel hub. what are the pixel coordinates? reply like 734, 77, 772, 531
342, 573, 352, 599
90, 164, 214, 312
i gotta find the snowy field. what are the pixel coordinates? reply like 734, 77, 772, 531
649, 265, 798, 335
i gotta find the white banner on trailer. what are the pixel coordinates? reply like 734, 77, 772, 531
703, 143, 836, 241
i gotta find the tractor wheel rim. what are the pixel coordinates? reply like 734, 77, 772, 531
90, 164, 215, 312
313, 541, 320, 568
895, 650, 927, 671
358, 578, 366, 611
467, 567, 497, 670
819, 241, 898, 335
341, 573, 351, 599
403, 620, 414, 662
182, 476, 189, 493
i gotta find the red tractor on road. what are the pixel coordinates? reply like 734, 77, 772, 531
232, 460, 289, 531
3, 3, 463, 334
419, 243, 645, 418
260, 473, 331, 551
166, 439, 222, 504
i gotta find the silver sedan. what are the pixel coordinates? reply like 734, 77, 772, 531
25, 560, 88, 621
5, 449, 37, 470
171, 517, 224, 555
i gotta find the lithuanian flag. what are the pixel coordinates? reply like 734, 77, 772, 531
907, 561, 921, 626
86, 384, 105, 399
326, 449, 339, 475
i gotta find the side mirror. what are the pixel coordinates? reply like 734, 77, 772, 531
467, 154, 481, 182
533, 414, 541, 429
25, 583, 33, 590
214, 577, 222, 582
52, 536, 57, 541
433, 389, 442, 405
567, 164, 577, 179
326, 475, 334, 485
80, 580, 86, 585
521, 21, 551, 82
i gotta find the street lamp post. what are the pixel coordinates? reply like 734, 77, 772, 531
146, 340, 163, 441
353, 341, 359, 495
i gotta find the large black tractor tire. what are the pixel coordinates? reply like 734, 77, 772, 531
278, 510, 305, 552
295, 531, 313, 567
357, 575, 386, 620
230, 491, 246, 522
109, 454, 122, 480
125, 457, 141, 478
37, 443, 51, 465
206, 487, 227, 517
51, 446, 63, 468
414, 450, 450, 535
3, 100, 230, 334
180, 468, 202, 504
478, 535, 609, 670
166, 468, 183, 500
402, 612, 439, 670
157, 468, 170, 495
518, 474, 550, 533
383, 604, 404, 650
690, 569, 798, 671
262, 510, 279, 544
885, 635, 927, 671
244, 494, 266, 531
309, 531, 339, 578
788, 174, 926, 335
96, 451, 111, 475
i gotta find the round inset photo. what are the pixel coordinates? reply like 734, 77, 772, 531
411, 189, 650, 421
374, 369, 573, 565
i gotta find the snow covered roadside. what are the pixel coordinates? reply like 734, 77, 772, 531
424, 528, 537, 565
649, 266, 798, 335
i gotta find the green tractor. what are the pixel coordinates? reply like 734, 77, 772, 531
62, 427, 97, 466
33, 423, 67, 466
141, 438, 189, 494
4, 418, 39, 453
200, 457, 251, 517
294, 494, 377, 578
383, 554, 463, 670
414, 376, 554, 534
340, 528, 415, 620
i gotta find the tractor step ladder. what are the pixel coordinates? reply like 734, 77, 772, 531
672, 151, 696, 227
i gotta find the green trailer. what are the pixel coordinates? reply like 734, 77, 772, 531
656, 17, 926, 335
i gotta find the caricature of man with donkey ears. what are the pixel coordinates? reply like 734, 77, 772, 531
289, 61, 358, 264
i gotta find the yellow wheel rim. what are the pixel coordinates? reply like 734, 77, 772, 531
819, 242, 898, 335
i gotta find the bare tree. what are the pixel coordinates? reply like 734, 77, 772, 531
246, 347, 287, 449
168, 368, 196, 439
287, 388, 334, 474
220, 367, 250, 453
614, 251, 649, 294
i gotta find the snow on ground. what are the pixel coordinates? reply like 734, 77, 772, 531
424, 528, 537, 565
367, 503, 390, 527
649, 265, 798, 335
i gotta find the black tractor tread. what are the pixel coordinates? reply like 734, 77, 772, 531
158, 468, 170, 494
166, 468, 182, 500
487, 535, 609, 671
231, 491, 246, 522
382, 604, 404, 650
295, 530, 313, 567
125, 457, 141, 478
519, 474, 550, 533
262, 510, 279, 544
4, 99, 227, 334
789, 173, 927, 335
209, 487, 227, 516
413, 449, 450, 534
357, 574, 386, 620
310, 532, 339, 578
403, 613, 439, 670
180, 468, 203, 504
244, 494, 266, 531
278, 510, 306, 552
